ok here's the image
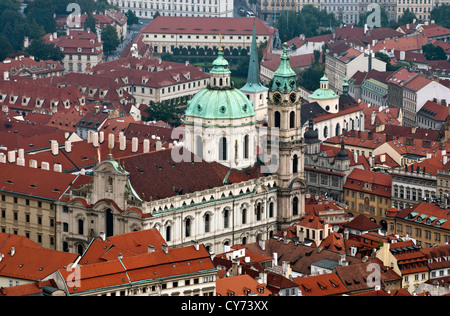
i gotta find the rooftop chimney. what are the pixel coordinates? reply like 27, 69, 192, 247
0, 153, 6, 164
54, 164, 62, 172
99, 232, 106, 242
132, 137, 138, 153
51, 140, 59, 156
16, 158, 25, 167
41, 162, 50, 170
192, 240, 200, 251
108, 133, 115, 150
65, 140, 72, 153
119, 134, 126, 151
8, 150, 16, 163
143, 139, 150, 153
29, 159, 37, 168
99, 131, 104, 144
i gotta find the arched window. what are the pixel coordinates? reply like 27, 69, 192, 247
290, 111, 295, 128
195, 135, 203, 159
242, 208, 247, 224
243, 135, 249, 159
256, 203, 262, 221
185, 218, 191, 238
224, 209, 229, 228
219, 78, 223, 86
204, 214, 210, 233
166, 225, 171, 242
78, 219, 84, 235
335, 123, 341, 136
269, 202, 274, 218
293, 196, 299, 216
323, 126, 328, 138
219, 137, 227, 161
293, 154, 298, 173
275, 111, 281, 128
77, 244, 84, 256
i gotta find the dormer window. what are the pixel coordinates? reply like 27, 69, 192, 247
77, 47, 82, 53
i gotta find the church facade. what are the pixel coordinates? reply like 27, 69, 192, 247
61, 41, 307, 256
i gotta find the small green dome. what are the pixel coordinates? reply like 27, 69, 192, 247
185, 88, 256, 120
185, 47, 256, 121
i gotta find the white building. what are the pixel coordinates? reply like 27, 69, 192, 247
109, 0, 234, 18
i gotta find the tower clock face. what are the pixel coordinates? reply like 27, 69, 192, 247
289, 92, 297, 103
273, 92, 282, 104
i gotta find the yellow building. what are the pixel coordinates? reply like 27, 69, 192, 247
385, 201, 450, 248
0, 163, 90, 251
376, 240, 428, 294
343, 168, 392, 231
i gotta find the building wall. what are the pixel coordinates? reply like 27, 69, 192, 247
142, 32, 270, 55
109, 0, 234, 18
344, 187, 391, 229
0, 193, 57, 250
396, 0, 434, 21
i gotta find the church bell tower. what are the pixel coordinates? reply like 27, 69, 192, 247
267, 42, 306, 229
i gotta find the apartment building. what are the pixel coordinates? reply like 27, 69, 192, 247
109, 0, 234, 18
343, 168, 392, 231
0, 163, 91, 250
44, 30, 104, 74
140, 16, 276, 54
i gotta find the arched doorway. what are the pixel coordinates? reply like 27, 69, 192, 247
105, 209, 114, 237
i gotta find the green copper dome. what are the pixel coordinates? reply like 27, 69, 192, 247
185, 88, 255, 120
185, 48, 256, 121
308, 74, 339, 100
271, 42, 297, 92
210, 48, 231, 74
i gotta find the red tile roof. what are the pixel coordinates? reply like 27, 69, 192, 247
0, 162, 91, 202
121, 148, 262, 201
0, 233, 78, 281
216, 274, 271, 296
343, 214, 382, 232
58, 243, 215, 295
293, 272, 349, 296
78, 229, 167, 265
142, 16, 275, 36
403, 75, 432, 91
344, 168, 391, 197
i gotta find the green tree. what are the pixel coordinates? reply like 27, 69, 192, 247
398, 9, 417, 25
0, 35, 13, 61
153, 11, 160, 19
430, 4, 450, 28
422, 43, 447, 61
297, 63, 324, 92
26, 0, 56, 33
25, 38, 64, 61
126, 10, 139, 26
101, 24, 120, 55
84, 14, 97, 35
145, 101, 184, 126
276, 6, 338, 43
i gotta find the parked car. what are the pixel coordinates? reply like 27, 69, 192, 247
246, 11, 255, 17
238, 8, 246, 16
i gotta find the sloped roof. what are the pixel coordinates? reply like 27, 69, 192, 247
344, 168, 391, 197
216, 274, 271, 296
293, 272, 349, 296
0, 234, 78, 282
121, 148, 262, 201
57, 244, 215, 295
78, 229, 167, 265
343, 214, 382, 232
141, 16, 275, 36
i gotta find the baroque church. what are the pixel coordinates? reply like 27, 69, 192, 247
62, 31, 307, 255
